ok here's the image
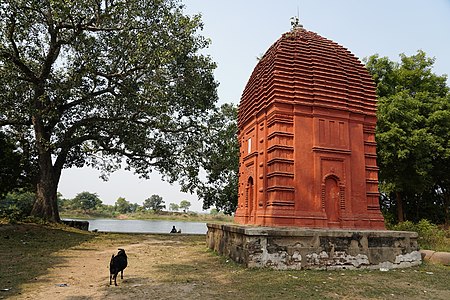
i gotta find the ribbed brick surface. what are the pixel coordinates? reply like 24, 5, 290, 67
235, 27, 385, 230
238, 28, 376, 127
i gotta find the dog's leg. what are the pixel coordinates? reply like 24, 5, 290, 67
109, 274, 112, 285
121, 270, 123, 279
114, 273, 118, 286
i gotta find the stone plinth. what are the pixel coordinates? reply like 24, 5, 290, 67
207, 223, 421, 270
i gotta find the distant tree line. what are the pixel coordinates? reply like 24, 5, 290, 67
59, 192, 191, 214
0, 189, 193, 221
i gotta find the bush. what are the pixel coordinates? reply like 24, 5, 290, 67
389, 220, 416, 232
389, 219, 449, 251
0, 191, 35, 222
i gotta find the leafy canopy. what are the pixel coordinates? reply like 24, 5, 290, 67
168, 202, 179, 212
0, 0, 217, 179
194, 103, 239, 215
367, 51, 448, 194
0, 0, 218, 220
179, 199, 190, 212
365, 50, 450, 223
114, 197, 133, 214
72, 191, 102, 211
143, 194, 165, 212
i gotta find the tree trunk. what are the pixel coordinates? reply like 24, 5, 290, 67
396, 191, 404, 223
30, 149, 61, 222
30, 100, 62, 222
32, 174, 60, 222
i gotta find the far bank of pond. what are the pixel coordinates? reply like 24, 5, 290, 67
63, 218, 208, 234
60, 210, 233, 224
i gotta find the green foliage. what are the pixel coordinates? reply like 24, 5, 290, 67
179, 200, 191, 212
143, 194, 165, 212
389, 219, 449, 252
376, 92, 436, 193
0, 0, 218, 221
365, 51, 448, 98
169, 203, 180, 212
186, 211, 198, 217
0, 132, 22, 196
115, 197, 134, 214
71, 191, 102, 212
131, 203, 143, 213
0, 132, 36, 196
93, 203, 116, 216
194, 103, 239, 215
366, 51, 450, 223
0, 190, 35, 222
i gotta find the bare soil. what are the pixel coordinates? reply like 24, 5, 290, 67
8, 234, 225, 300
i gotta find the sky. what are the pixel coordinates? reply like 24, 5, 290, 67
58, 0, 450, 212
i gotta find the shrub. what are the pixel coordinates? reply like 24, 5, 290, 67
0, 191, 35, 222
389, 219, 449, 251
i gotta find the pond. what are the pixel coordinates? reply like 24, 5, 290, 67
63, 218, 207, 234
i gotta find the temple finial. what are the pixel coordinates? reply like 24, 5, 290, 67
290, 16, 303, 30
290, 7, 303, 30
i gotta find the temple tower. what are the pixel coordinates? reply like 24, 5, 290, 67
234, 25, 385, 230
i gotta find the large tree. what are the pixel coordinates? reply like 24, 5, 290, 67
114, 197, 133, 214
179, 199, 190, 212
427, 93, 450, 225
365, 51, 449, 222
71, 191, 102, 212
0, 0, 217, 221
168, 202, 179, 212
143, 194, 165, 212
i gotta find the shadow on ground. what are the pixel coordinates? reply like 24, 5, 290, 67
0, 223, 96, 298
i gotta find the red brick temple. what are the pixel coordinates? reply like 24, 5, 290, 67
234, 25, 385, 230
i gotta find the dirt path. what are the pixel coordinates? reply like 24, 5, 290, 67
11, 234, 224, 300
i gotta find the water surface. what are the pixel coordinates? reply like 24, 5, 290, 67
64, 218, 207, 234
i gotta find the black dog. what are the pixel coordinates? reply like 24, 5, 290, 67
109, 248, 128, 286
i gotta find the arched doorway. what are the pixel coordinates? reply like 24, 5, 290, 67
324, 176, 340, 223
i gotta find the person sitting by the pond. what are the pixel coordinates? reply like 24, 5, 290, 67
170, 226, 177, 233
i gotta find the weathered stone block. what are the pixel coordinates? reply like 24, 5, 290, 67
207, 224, 421, 270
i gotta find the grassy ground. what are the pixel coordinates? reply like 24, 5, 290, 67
0, 223, 449, 299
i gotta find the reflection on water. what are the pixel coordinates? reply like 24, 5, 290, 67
64, 218, 207, 234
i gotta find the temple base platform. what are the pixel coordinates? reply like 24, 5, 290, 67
206, 223, 421, 270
